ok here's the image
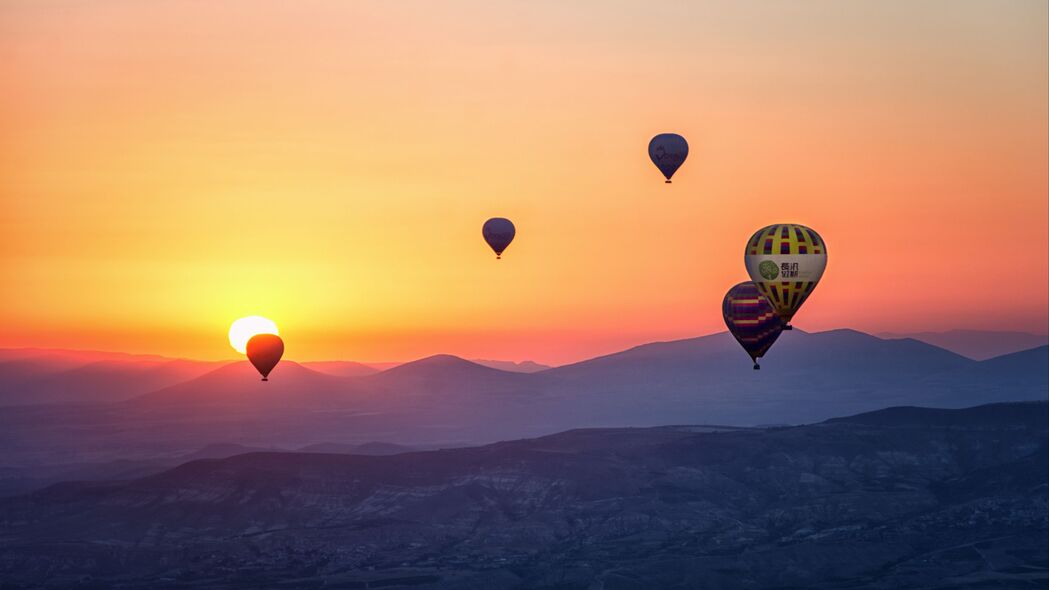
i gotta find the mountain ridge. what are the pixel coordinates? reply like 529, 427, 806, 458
127, 360, 361, 409
878, 329, 1049, 360
1, 330, 1045, 485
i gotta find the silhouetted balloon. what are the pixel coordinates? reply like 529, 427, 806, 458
482, 217, 515, 259
648, 133, 688, 183
246, 333, 284, 381
744, 223, 827, 329
723, 281, 784, 370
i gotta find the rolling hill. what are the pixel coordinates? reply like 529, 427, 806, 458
1, 402, 1044, 589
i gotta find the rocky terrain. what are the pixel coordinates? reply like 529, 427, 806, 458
0, 402, 1045, 589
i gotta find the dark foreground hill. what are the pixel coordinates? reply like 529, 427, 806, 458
1, 402, 1045, 589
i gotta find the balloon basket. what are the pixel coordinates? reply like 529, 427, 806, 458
261, 377, 268, 382
753, 363, 760, 370
664, 180, 672, 184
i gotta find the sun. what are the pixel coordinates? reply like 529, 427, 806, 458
228, 316, 279, 354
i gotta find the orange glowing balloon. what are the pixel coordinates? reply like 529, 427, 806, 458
246, 333, 284, 381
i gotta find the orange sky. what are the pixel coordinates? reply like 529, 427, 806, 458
1, 1, 1047, 364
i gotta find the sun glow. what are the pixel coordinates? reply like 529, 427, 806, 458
228, 316, 279, 354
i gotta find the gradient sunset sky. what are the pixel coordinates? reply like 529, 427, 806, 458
2, 1, 1047, 364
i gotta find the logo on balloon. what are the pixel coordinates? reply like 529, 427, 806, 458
759, 260, 779, 280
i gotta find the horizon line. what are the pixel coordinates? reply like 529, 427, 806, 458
3, 326, 1048, 367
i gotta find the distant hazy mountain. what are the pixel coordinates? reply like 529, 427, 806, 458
2, 402, 1044, 589
363, 354, 537, 397
298, 441, 417, 455
299, 360, 380, 377
2, 330, 1046, 473
130, 360, 362, 409
309, 358, 552, 374
373, 353, 516, 379
177, 442, 284, 460
535, 328, 995, 427
548, 328, 970, 381
0, 348, 174, 364
472, 359, 551, 373
879, 329, 1049, 360
362, 361, 402, 371
920, 345, 1049, 394
0, 348, 226, 406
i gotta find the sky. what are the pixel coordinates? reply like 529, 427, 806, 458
1, 0, 1047, 365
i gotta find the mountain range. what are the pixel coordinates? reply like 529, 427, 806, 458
1, 401, 1044, 589
0, 329, 1045, 497
0, 348, 226, 405
0, 349, 551, 406
878, 329, 1049, 360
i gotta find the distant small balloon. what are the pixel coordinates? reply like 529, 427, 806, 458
743, 224, 827, 329
246, 334, 284, 381
648, 133, 688, 183
723, 281, 784, 370
482, 217, 515, 259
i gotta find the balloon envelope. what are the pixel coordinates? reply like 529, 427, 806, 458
648, 133, 688, 182
723, 281, 784, 369
744, 224, 827, 326
246, 333, 284, 381
482, 217, 515, 258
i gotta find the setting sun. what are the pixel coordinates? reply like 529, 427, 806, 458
228, 316, 279, 354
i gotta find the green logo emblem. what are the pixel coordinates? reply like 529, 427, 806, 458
759, 260, 779, 280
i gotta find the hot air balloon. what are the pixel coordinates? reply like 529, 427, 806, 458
648, 133, 688, 183
744, 224, 827, 329
482, 217, 515, 259
246, 333, 284, 381
723, 281, 784, 370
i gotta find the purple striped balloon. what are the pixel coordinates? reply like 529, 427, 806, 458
722, 281, 784, 370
